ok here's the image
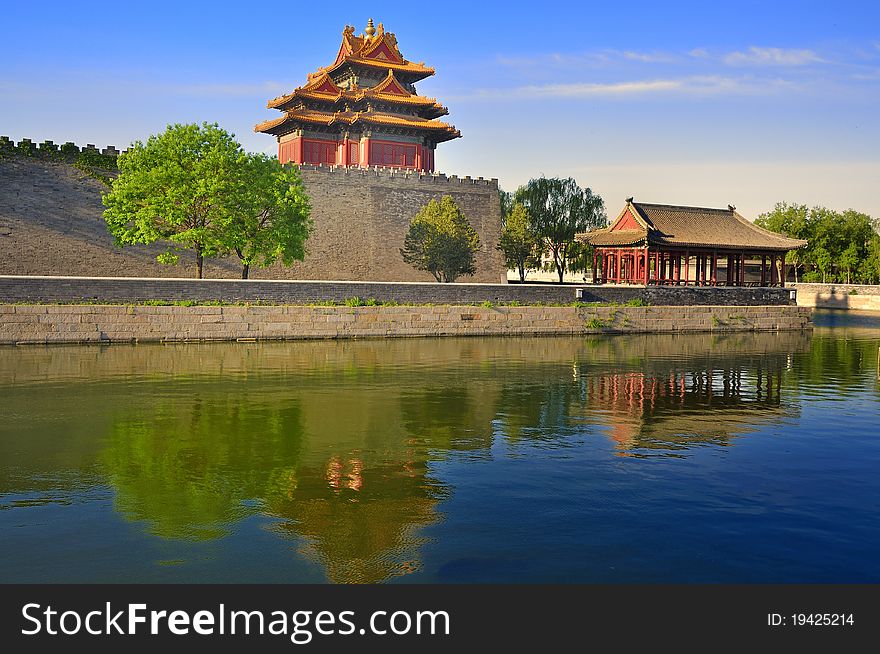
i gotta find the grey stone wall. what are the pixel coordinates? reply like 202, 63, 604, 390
0, 275, 796, 306
577, 285, 796, 306
292, 165, 507, 283
0, 304, 813, 345
790, 283, 880, 311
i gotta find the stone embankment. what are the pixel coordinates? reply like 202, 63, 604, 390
0, 304, 812, 345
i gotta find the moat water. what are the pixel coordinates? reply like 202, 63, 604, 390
1, 310, 878, 583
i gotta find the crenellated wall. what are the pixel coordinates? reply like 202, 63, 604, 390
0, 136, 124, 158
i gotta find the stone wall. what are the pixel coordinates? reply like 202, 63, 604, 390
293, 165, 506, 283
0, 304, 813, 345
0, 275, 797, 306
0, 150, 505, 282
790, 283, 880, 312
576, 285, 795, 306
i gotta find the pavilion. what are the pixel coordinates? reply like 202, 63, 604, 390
254, 19, 460, 172
577, 199, 808, 287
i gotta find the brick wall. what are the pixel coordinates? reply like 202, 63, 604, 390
0, 276, 796, 306
0, 304, 813, 345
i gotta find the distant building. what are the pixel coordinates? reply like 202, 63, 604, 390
578, 199, 808, 286
255, 19, 460, 172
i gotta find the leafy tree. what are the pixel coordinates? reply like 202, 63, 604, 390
498, 188, 514, 220
514, 177, 605, 283
400, 196, 481, 282
756, 202, 812, 282
222, 153, 312, 279
497, 202, 539, 282
103, 122, 242, 278
758, 202, 879, 284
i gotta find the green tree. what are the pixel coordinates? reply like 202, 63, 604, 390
400, 196, 481, 282
222, 153, 312, 279
515, 177, 605, 283
497, 202, 539, 282
103, 122, 242, 278
756, 202, 812, 282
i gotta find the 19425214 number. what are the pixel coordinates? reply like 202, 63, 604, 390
768, 613, 855, 627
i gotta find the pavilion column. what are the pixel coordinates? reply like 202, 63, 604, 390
770, 254, 777, 286
362, 135, 372, 167
726, 255, 733, 286
711, 252, 718, 285
674, 253, 681, 284
739, 252, 746, 286
781, 257, 786, 287
684, 251, 690, 286
592, 250, 598, 284
760, 255, 767, 286
644, 248, 650, 286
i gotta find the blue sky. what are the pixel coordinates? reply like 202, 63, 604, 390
2, 0, 879, 218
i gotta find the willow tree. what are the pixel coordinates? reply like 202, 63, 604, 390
103, 123, 241, 278
400, 195, 481, 282
515, 177, 605, 283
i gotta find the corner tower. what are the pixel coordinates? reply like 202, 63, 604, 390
255, 19, 461, 172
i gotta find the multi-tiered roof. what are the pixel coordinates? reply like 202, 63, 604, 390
255, 19, 460, 170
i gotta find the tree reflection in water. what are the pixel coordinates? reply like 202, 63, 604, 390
2, 327, 872, 583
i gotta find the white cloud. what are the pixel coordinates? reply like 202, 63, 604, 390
621, 51, 677, 63
723, 47, 822, 66
496, 48, 676, 69
157, 81, 289, 97
456, 75, 795, 101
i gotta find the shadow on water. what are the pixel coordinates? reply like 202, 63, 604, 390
0, 325, 878, 583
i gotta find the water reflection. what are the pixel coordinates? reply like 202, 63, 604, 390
0, 326, 877, 583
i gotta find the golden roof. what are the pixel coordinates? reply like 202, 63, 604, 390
255, 108, 460, 137
319, 19, 435, 80
267, 71, 446, 114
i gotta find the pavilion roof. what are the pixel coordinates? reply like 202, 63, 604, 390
254, 108, 461, 142
267, 71, 447, 115
321, 20, 434, 82
579, 200, 808, 251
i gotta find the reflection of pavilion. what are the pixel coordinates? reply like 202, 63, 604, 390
585, 359, 791, 454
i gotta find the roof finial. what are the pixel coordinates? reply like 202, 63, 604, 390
365, 18, 376, 37
626, 196, 634, 203
728, 204, 736, 211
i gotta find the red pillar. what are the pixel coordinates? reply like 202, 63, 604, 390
711, 252, 718, 285
781, 257, 786, 287
362, 137, 372, 167
684, 251, 690, 286
739, 252, 746, 286
644, 249, 650, 286
674, 253, 681, 284
592, 250, 598, 284
770, 254, 777, 286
